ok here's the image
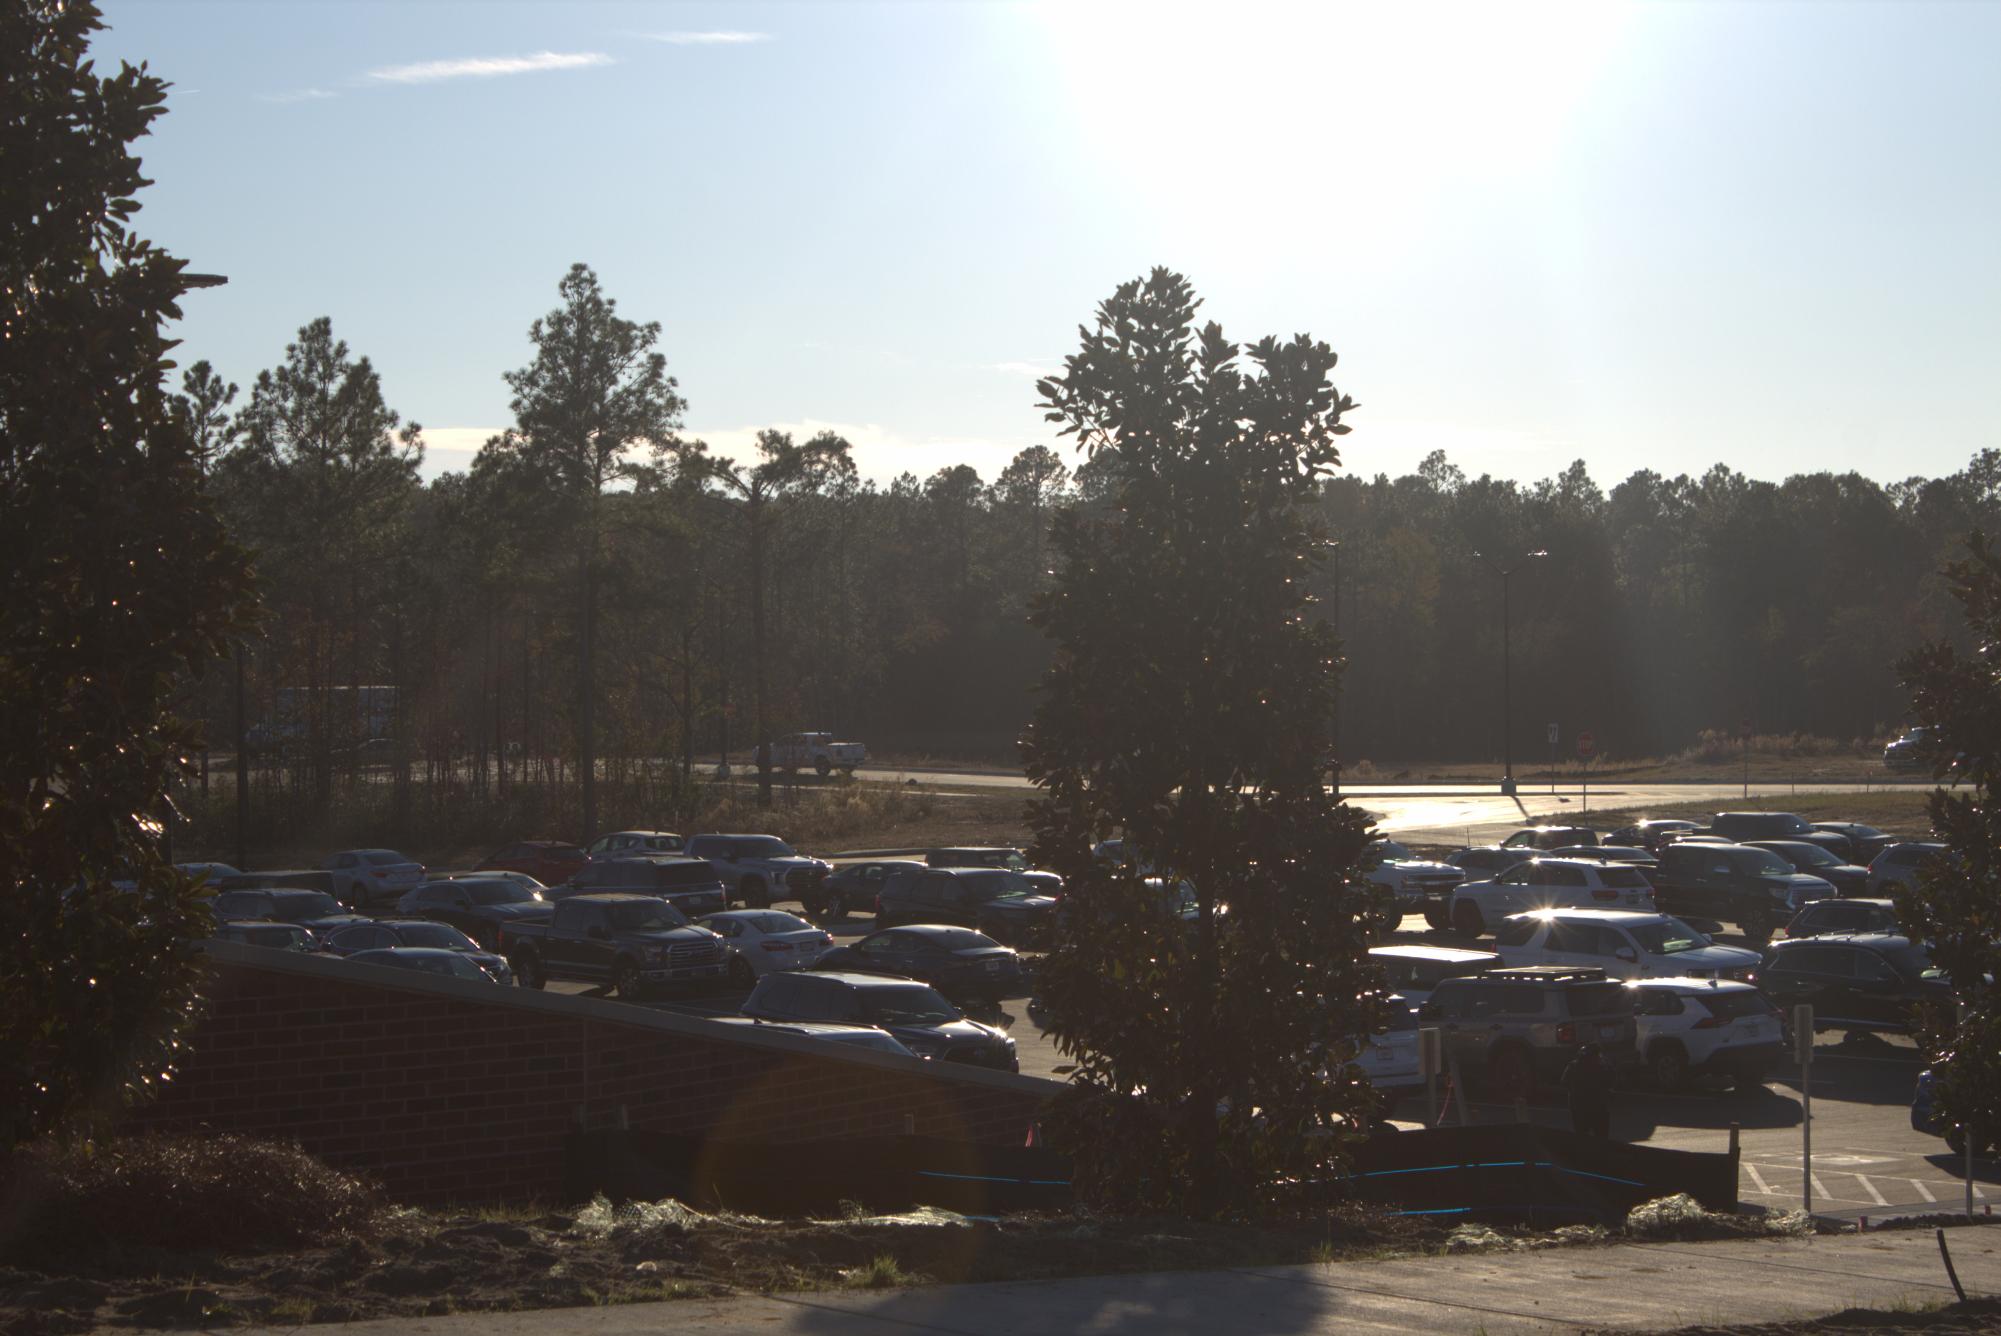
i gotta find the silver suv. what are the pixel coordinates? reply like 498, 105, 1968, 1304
1417, 966, 1637, 1102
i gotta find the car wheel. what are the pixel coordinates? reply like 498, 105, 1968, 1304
816, 757, 831, 777
1947, 1126, 1969, 1156
827, 890, 848, 921
1424, 907, 1450, 931
728, 954, 756, 987
512, 952, 545, 989
1452, 900, 1484, 938
1488, 1047, 1534, 1103
741, 876, 769, 909
1649, 1043, 1690, 1091
613, 959, 646, 1001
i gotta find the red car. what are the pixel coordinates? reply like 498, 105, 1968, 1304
477, 840, 587, 887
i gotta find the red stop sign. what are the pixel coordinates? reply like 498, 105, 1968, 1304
1576, 730, 1596, 758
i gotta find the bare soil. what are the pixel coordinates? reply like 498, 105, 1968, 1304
1626, 1298, 2001, 1335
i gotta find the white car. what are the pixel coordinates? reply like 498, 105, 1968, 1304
1368, 944, 1501, 1008
1494, 909, 1761, 981
1362, 839, 1465, 916
1628, 977, 1785, 1091
697, 909, 834, 983
1446, 857, 1654, 937
1354, 996, 1424, 1100
324, 848, 425, 909
710, 1017, 914, 1057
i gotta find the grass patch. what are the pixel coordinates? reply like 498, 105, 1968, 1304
843, 1253, 917, 1290
1575, 789, 1936, 839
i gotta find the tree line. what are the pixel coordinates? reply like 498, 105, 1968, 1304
180, 267, 2001, 836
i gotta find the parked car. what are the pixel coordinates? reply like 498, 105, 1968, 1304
1501, 826, 1599, 851
209, 920, 321, 953
696, 910, 834, 984
1650, 841, 1835, 944
1814, 822, 1895, 864
1744, 840, 1870, 897
1781, 898, 1902, 940
321, 918, 514, 983
1912, 1066, 1991, 1156
1445, 857, 1655, 937
1605, 820, 1702, 854
926, 846, 1030, 871
708, 1016, 916, 1057
1368, 944, 1501, 1008
433, 868, 548, 894
1417, 966, 1638, 1101
1545, 846, 1659, 881
815, 925, 1026, 1004
873, 867, 1060, 945
767, 732, 867, 777
741, 970, 1017, 1070
684, 833, 832, 909
1494, 909, 1760, 981
1756, 934, 1947, 1037
1628, 977, 1784, 1091
1443, 846, 1535, 890
561, 856, 729, 916
1354, 998, 1424, 1103
478, 840, 588, 886
1868, 841, 1950, 896
322, 848, 426, 910
1884, 726, 1932, 772
395, 876, 552, 949
1706, 813, 1851, 860
816, 859, 927, 919
501, 893, 728, 997
347, 946, 504, 984
210, 888, 370, 939
584, 830, 685, 860
1361, 839, 1465, 920
176, 861, 242, 884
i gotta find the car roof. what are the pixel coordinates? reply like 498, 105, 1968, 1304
352, 946, 460, 958
930, 845, 1018, 853
697, 832, 786, 840
600, 830, 680, 839
1509, 908, 1665, 923
1801, 897, 1894, 909
595, 854, 710, 865
221, 919, 298, 929
797, 970, 936, 989
1548, 845, 1654, 859
1517, 856, 1616, 869
1627, 976, 1760, 993
917, 865, 1023, 879
564, 892, 664, 904
701, 909, 807, 922
1368, 945, 1501, 963
877, 923, 1001, 941
712, 1017, 891, 1037
1772, 931, 1916, 950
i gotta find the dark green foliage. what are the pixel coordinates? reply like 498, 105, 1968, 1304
1893, 533, 2001, 1143
1023, 269, 1381, 1217
0, 1134, 388, 1261
0, 0, 254, 1146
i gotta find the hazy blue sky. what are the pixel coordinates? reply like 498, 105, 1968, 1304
98, 1, 2000, 489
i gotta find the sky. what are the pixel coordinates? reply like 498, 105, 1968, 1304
96, 1, 2001, 490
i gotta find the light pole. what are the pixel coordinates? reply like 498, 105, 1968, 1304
1331, 539, 1342, 798
1472, 548, 1547, 796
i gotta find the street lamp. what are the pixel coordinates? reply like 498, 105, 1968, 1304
1472, 547, 1547, 796
1329, 539, 1342, 798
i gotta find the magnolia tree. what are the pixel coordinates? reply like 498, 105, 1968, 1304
1023, 269, 1381, 1217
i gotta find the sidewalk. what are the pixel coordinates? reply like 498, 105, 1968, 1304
232, 1229, 2001, 1336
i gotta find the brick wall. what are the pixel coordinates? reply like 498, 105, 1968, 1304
129, 942, 1058, 1205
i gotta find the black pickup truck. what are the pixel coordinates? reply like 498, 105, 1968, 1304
501, 893, 728, 999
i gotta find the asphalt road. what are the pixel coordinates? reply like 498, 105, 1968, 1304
552, 901, 1985, 1225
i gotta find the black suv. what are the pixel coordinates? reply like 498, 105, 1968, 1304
815, 858, 926, 919
561, 856, 728, 916
1781, 898, 1901, 940
1418, 966, 1637, 1101
741, 971, 1018, 1071
1744, 840, 1870, 897
1756, 933, 1946, 1037
1708, 813, 1852, 860
875, 867, 1060, 945
1651, 842, 1834, 944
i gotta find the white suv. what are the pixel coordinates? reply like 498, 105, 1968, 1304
1629, 977, 1785, 1092
1354, 996, 1423, 1103
1494, 908, 1761, 981
1447, 857, 1654, 937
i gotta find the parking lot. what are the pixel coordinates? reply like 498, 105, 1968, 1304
553, 901, 1995, 1224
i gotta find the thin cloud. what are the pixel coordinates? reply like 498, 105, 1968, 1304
367, 51, 613, 85
991, 360, 1060, 379
647, 31, 772, 45
260, 87, 337, 104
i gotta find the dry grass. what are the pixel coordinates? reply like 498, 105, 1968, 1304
1577, 788, 1936, 838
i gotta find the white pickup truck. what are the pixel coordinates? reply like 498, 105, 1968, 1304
766, 732, 867, 777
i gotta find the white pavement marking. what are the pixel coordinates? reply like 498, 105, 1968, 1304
1855, 1176, 1890, 1206
1812, 1175, 1832, 1203
1914, 1179, 1937, 1203
1745, 1163, 1774, 1196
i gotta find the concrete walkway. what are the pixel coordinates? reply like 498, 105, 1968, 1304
231, 1229, 2001, 1336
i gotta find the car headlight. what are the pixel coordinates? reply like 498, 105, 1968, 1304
903, 1037, 946, 1057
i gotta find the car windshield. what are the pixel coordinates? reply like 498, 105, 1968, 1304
243, 925, 311, 949
742, 838, 796, 858
1886, 944, 1933, 980
363, 850, 406, 866
268, 892, 343, 919
964, 871, 1034, 901
1701, 990, 1777, 1021
927, 928, 998, 952
467, 882, 537, 905
862, 985, 962, 1025
396, 923, 473, 949
1628, 919, 1705, 955
1781, 844, 1839, 867
745, 912, 813, 933
1743, 851, 1795, 877
607, 900, 690, 930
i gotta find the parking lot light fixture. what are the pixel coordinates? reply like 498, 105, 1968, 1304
1472, 548, 1548, 795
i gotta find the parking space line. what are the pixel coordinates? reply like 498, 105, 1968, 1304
1812, 1174, 1832, 1202
1855, 1176, 1890, 1206
1745, 1164, 1774, 1195
1914, 1180, 1936, 1203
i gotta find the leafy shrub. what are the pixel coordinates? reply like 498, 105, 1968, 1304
0, 1134, 389, 1261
